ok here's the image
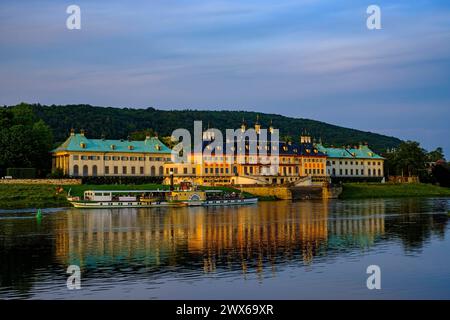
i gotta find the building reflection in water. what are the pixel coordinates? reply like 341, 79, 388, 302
54, 200, 387, 275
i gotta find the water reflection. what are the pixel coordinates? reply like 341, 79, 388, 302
0, 197, 449, 298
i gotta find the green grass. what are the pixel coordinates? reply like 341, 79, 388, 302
0, 184, 70, 210
341, 183, 450, 199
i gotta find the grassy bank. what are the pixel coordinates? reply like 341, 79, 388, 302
0, 183, 261, 210
0, 184, 70, 210
341, 183, 450, 199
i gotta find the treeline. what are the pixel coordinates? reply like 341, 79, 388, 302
0, 104, 53, 176
23, 103, 402, 152
384, 141, 447, 183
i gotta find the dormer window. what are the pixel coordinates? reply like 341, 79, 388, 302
80, 143, 86, 149
155, 145, 161, 151
110, 144, 116, 150
128, 145, 134, 150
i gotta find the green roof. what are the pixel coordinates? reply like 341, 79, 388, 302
52, 134, 172, 154
316, 143, 384, 160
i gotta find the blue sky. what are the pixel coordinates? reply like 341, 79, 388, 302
1, 0, 449, 156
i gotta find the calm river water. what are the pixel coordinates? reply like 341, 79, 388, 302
1, 198, 450, 299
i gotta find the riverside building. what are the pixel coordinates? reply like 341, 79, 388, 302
51, 130, 171, 177
315, 143, 385, 182
163, 120, 328, 186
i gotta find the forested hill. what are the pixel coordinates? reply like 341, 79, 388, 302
24, 104, 402, 152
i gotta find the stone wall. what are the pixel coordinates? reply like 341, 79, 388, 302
0, 179, 82, 185
241, 186, 293, 200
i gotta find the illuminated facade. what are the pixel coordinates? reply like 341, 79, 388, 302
163, 120, 328, 186
316, 143, 385, 181
52, 130, 172, 177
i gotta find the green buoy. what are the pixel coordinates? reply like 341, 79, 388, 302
36, 208, 42, 219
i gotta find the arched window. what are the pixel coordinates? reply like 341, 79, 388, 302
368, 169, 371, 176
378, 169, 381, 176
92, 165, 98, 176
332, 168, 336, 176
73, 165, 79, 176
83, 165, 89, 176
159, 166, 164, 176
151, 166, 156, 176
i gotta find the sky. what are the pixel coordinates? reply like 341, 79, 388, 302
1, 0, 449, 156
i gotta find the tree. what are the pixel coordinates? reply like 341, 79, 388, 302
0, 104, 53, 176
385, 141, 427, 177
427, 147, 445, 162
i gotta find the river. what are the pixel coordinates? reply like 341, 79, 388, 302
1, 197, 449, 299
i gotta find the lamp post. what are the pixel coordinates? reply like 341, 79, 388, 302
169, 170, 174, 191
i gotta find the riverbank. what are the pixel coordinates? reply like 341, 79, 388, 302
341, 183, 450, 199
0, 184, 256, 209
0, 184, 70, 209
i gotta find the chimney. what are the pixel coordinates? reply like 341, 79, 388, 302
70, 128, 75, 136
80, 129, 85, 136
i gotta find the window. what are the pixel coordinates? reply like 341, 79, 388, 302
350, 169, 353, 175
139, 157, 145, 161
368, 169, 371, 176
332, 161, 335, 165
73, 155, 79, 160
151, 166, 156, 176
192, 168, 196, 175
114, 166, 118, 174
131, 166, 136, 175
378, 169, 382, 176
159, 166, 164, 176
73, 165, 79, 176
104, 156, 111, 161
113, 156, 120, 161
183, 168, 188, 174
339, 169, 343, 175
345, 169, 348, 175
355, 169, 359, 175
123, 166, 127, 174
105, 166, 109, 174
140, 167, 144, 174
81, 156, 88, 160
83, 165, 88, 176
92, 165, 98, 176
121, 156, 128, 161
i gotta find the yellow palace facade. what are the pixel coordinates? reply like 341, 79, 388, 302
52, 130, 172, 177
163, 122, 328, 186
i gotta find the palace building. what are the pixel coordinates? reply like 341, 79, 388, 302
315, 143, 385, 182
52, 130, 172, 177
163, 120, 328, 186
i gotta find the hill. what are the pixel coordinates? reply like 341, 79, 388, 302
15, 104, 401, 152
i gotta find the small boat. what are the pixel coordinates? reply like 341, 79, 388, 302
68, 184, 258, 209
